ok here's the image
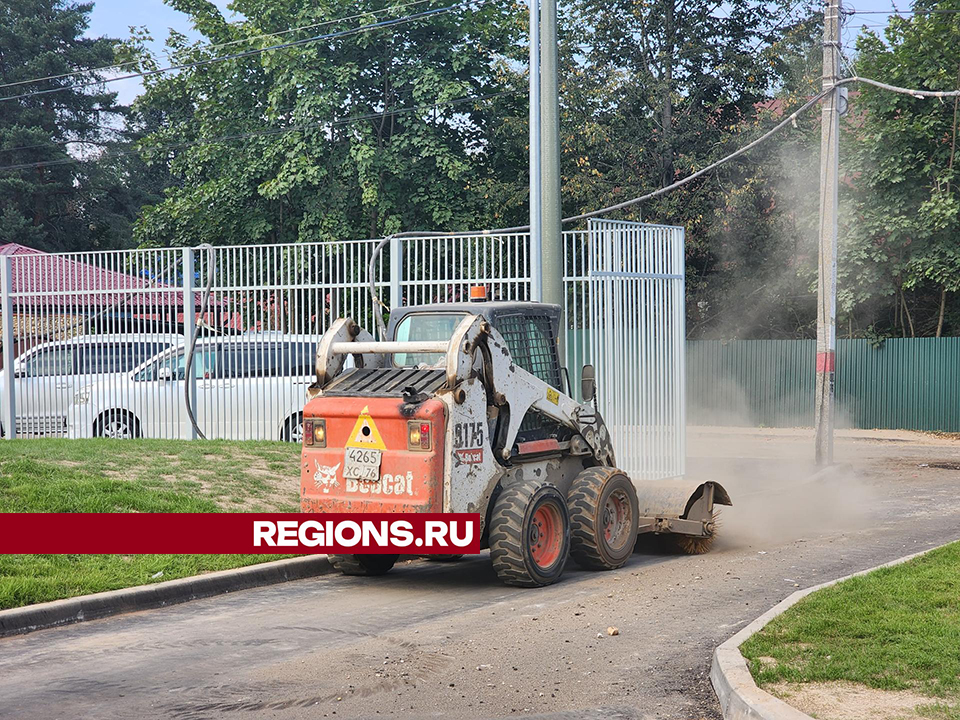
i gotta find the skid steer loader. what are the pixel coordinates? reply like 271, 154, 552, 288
300, 289, 730, 587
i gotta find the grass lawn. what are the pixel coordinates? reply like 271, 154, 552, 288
741, 541, 960, 719
0, 438, 301, 611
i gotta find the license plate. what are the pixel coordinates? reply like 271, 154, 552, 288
344, 447, 382, 481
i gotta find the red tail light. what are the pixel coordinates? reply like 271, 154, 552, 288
408, 420, 432, 451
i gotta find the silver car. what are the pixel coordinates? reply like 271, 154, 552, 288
1, 334, 181, 437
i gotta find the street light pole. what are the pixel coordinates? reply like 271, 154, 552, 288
815, 0, 842, 465
529, 0, 542, 302
540, 0, 562, 310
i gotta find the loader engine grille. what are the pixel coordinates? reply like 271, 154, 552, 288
322, 367, 447, 397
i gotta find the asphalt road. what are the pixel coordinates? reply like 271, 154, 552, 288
1, 428, 958, 720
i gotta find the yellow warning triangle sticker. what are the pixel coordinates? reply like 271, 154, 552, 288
345, 405, 387, 450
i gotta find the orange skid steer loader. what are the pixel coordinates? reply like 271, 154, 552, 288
300, 294, 730, 587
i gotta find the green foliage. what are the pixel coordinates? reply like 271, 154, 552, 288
132, 0, 527, 246
553, 0, 824, 339
8, 1, 960, 339
0, 0, 149, 250
843, 4, 960, 337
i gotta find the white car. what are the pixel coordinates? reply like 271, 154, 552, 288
67, 335, 320, 441
1, 334, 181, 437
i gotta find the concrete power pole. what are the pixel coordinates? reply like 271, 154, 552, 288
529, 0, 542, 302
815, 0, 842, 465
540, 0, 563, 310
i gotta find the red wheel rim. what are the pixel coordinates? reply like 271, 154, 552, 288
529, 502, 563, 568
602, 489, 632, 551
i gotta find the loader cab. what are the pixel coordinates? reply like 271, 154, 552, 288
385, 301, 565, 391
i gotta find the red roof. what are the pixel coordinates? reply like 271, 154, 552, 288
0, 243, 185, 309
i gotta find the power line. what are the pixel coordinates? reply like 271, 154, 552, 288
0, 138, 116, 155
566, 75, 960, 224
0, 90, 520, 172
0, 0, 441, 93
847, 9, 960, 14
0, 3, 474, 104
384, 73, 960, 238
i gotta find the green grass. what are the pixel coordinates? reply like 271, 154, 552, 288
741, 541, 960, 709
0, 438, 301, 610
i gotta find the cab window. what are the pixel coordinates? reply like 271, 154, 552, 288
393, 313, 467, 367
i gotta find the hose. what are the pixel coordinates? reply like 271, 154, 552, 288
366, 230, 453, 340
184, 243, 216, 440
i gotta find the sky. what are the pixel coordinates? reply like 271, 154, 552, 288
841, 0, 913, 57
85, 0, 236, 104
82, 0, 914, 106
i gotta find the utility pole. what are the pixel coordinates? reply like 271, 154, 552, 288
815, 0, 841, 465
529, 0, 542, 302
540, 0, 562, 310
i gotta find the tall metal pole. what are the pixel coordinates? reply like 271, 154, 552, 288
529, 0, 542, 302
540, 0, 562, 310
1, 256, 16, 439
815, 0, 841, 465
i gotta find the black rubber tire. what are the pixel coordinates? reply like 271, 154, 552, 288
283, 413, 303, 443
568, 467, 639, 570
95, 410, 141, 439
328, 554, 398, 576
489, 479, 570, 588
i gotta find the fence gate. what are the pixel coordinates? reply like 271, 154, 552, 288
576, 219, 686, 480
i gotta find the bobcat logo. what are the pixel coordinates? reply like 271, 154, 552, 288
314, 461, 341, 493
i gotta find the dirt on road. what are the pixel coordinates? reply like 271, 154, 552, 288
0, 427, 958, 720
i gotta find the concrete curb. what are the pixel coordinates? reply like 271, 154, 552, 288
0, 554, 334, 639
710, 543, 954, 720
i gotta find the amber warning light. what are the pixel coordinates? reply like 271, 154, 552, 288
469, 285, 487, 302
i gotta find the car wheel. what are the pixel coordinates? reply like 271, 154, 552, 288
284, 413, 304, 443
96, 411, 140, 439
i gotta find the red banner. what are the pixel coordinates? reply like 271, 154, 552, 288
0, 513, 482, 554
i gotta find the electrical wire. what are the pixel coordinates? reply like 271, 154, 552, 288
369, 72, 960, 251
0, 0, 441, 93
0, 138, 116, 155
847, 9, 960, 14
0, 90, 520, 173
0, 3, 473, 103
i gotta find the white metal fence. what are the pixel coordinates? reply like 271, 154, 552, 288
570, 220, 686, 480
0, 219, 684, 479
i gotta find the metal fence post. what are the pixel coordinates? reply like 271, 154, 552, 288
389, 235, 402, 310
1, 256, 15, 439
182, 247, 197, 440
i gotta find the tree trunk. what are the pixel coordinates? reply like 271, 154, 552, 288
936, 286, 947, 338
900, 288, 915, 338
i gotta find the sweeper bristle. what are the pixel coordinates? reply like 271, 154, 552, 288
673, 511, 720, 555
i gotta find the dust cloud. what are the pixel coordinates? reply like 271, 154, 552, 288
685, 375, 873, 551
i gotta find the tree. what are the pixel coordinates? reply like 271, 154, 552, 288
0, 0, 127, 251
843, 3, 960, 338
132, 0, 526, 247
538, 0, 819, 338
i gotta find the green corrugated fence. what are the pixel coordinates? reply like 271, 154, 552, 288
686, 338, 960, 431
